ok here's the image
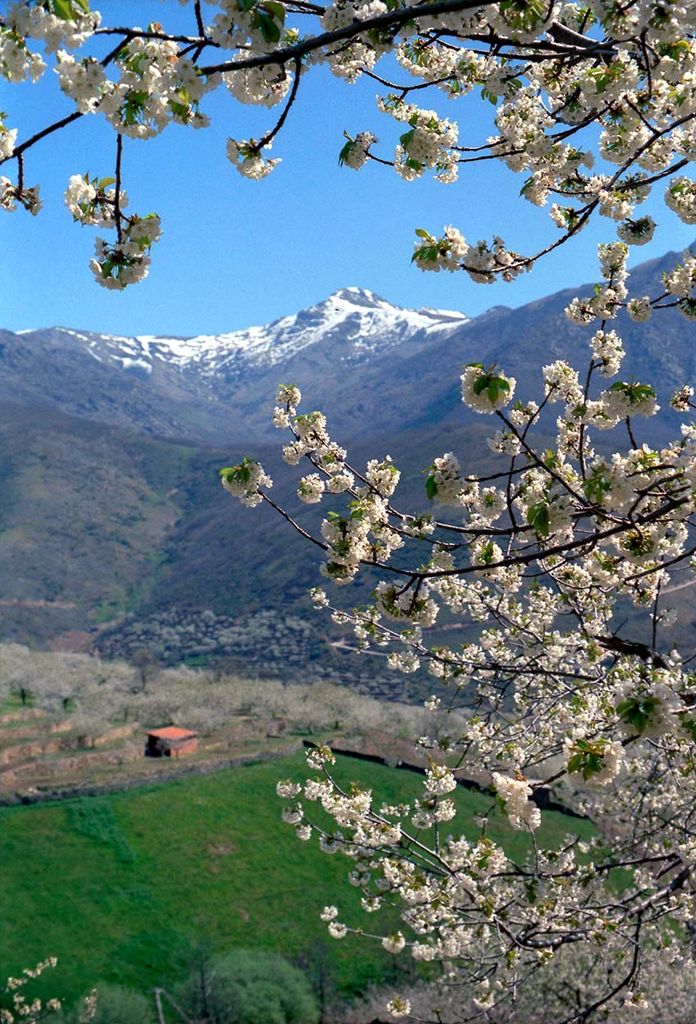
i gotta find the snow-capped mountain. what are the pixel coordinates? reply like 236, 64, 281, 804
2, 246, 696, 652
1, 286, 471, 443
2, 248, 693, 452
20, 287, 469, 381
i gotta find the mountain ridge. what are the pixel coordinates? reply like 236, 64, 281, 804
1, 246, 695, 665
13, 286, 470, 379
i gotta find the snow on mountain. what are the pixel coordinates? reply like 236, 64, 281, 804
46, 287, 469, 379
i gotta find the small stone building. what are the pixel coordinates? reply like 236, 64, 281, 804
145, 726, 198, 758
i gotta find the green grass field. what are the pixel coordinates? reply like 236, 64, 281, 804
0, 752, 595, 1010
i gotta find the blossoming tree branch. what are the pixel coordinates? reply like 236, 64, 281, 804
4, 0, 696, 1021
2, 0, 695, 288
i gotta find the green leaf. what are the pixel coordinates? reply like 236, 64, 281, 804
479, 541, 495, 566
254, 10, 282, 43
472, 373, 510, 399
608, 381, 656, 404
616, 695, 659, 735
584, 467, 611, 504
263, 1, 286, 23
567, 739, 610, 780
425, 475, 437, 501
411, 243, 440, 265
51, 0, 82, 19
219, 458, 253, 485
338, 139, 354, 166
526, 501, 550, 537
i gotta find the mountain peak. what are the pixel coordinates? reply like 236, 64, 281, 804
7, 286, 471, 386
324, 286, 393, 309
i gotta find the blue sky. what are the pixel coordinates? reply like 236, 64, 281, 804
2, 1, 693, 337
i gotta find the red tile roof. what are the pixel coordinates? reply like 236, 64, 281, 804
147, 726, 197, 741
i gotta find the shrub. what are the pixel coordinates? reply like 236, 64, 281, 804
179, 949, 319, 1024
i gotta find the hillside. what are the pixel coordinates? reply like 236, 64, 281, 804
1, 245, 694, 664
0, 750, 595, 1009
0, 402, 202, 645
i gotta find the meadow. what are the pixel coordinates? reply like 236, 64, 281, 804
1, 750, 596, 1011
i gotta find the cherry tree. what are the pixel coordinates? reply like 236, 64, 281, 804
3, 0, 696, 1021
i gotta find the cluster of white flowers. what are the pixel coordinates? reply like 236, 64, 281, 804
381, 931, 406, 954
492, 773, 541, 830
210, 0, 289, 50
90, 214, 162, 290
0, 124, 16, 164
601, 380, 659, 420
297, 473, 325, 504
460, 364, 516, 414
590, 329, 625, 376
6, 1, 100, 53
617, 216, 656, 246
627, 296, 652, 322
64, 173, 125, 227
0, 25, 46, 83
665, 178, 696, 225
543, 360, 583, 404
671, 385, 694, 412
365, 456, 400, 497
224, 61, 292, 107
220, 457, 272, 507
107, 43, 211, 138
54, 51, 106, 113
226, 138, 280, 179
0, 176, 40, 214
423, 763, 457, 797
663, 253, 696, 314
339, 131, 377, 170
378, 97, 459, 183
566, 242, 630, 324
412, 225, 468, 273
375, 581, 438, 627
426, 452, 468, 505
276, 779, 302, 799
565, 737, 625, 786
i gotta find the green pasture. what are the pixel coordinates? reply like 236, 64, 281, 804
0, 751, 594, 1009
